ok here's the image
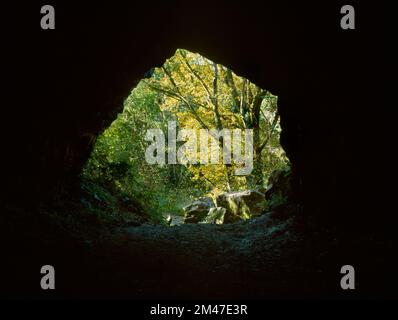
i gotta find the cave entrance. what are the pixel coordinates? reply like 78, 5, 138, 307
81, 49, 290, 226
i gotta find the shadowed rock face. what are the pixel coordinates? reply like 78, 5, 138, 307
1, 2, 394, 300
4, 2, 390, 233
7, 2, 291, 207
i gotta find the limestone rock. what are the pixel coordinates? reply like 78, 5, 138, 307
265, 168, 293, 210
216, 190, 267, 223
163, 213, 185, 226
183, 197, 215, 223
200, 207, 226, 224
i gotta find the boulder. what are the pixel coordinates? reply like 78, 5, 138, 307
200, 207, 226, 224
183, 197, 215, 223
216, 190, 267, 223
170, 215, 185, 226
163, 213, 185, 226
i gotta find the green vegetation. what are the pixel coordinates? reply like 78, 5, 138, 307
81, 49, 289, 222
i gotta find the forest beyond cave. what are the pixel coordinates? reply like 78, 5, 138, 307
1, 1, 394, 300
79, 49, 290, 227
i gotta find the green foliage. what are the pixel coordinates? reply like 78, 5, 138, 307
82, 49, 290, 222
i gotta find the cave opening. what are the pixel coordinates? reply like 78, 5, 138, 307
80, 49, 291, 227
3, 1, 393, 300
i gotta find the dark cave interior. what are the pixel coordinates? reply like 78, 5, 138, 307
2, 1, 395, 299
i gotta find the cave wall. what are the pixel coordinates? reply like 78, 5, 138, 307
4, 2, 391, 231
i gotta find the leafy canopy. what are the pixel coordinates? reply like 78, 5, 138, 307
82, 49, 289, 221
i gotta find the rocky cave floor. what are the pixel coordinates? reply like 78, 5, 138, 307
2, 203, 395, 299
94, 212, 310, 299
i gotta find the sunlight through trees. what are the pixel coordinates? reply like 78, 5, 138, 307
82, 49, 289, 222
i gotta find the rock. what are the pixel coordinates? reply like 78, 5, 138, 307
163, 213, 185, 226
183, 197, 215, 223
164, 214, 172, 225
216, 190, 267, 223
200, 207, 226, 224
169, 215, 185, 226
265, 168, 293, 210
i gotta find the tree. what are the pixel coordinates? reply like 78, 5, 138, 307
82, 49, 289, 221
142, 49, 288, 190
